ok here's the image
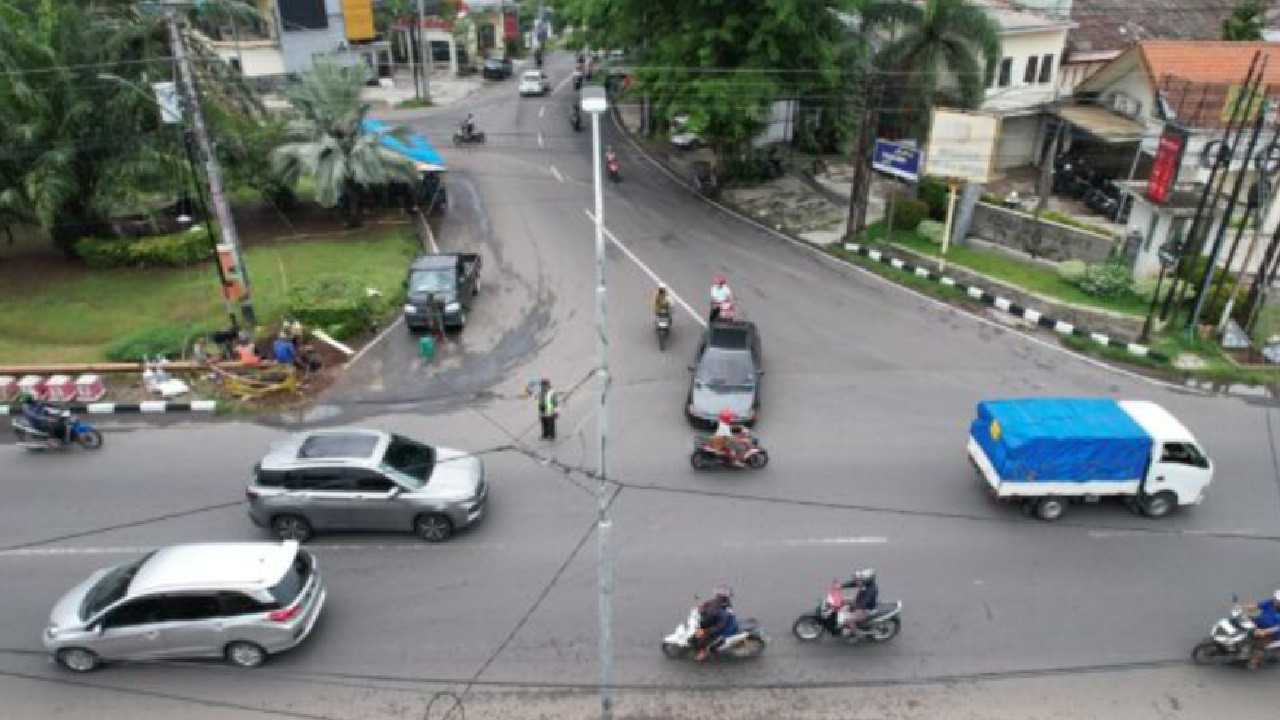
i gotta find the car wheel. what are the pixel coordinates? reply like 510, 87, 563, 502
56, 647, 100, 673
270, 514, 313, 542
415, 513, 454, 543
225, 641, 268, 668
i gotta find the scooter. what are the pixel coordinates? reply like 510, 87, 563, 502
570, 108, 582, 132
452, 128, 486, 145
661, 603, 767, 661
606, 152, 620, 182
12, 411, 104, 451
792, 581, 903, 644
1192, 597, 1280, 668
655, 306, 672, 351
690, 432, 767, 470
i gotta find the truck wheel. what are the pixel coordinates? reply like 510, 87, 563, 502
1142, 491, 1177, 518
1035, 497, 1066, 521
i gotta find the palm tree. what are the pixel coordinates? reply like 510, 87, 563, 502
863, 0, 1002, 141
270, 61, 420, 228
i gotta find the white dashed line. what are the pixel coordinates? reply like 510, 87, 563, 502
585, 210, 706, 327
550, 165, 564, 183
539, 105, 545, 118
537, 132, 544, 148
0, 543, 507, 558
722, 536, 888, 548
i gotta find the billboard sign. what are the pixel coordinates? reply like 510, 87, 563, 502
923, 109, 1000, 184
871, 140, 921, 182
1147, 125, 1189, 205
342, 0, 375, 41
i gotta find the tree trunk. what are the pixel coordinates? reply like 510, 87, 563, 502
344, 179, 362, 228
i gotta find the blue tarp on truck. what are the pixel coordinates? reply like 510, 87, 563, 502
970, 398, 1151, 482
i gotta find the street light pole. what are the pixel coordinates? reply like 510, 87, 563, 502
581, 86, 613, 720
163, 3, 256, 325
417, 0, 430, 101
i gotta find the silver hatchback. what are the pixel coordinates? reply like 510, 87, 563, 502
44, 541, 326, 672
246, 429, 487, 543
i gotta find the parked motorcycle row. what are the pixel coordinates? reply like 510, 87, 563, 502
1052, 154, 1131, 223
661, 582, 905, 662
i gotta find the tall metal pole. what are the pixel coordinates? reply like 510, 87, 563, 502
417, 0, 430, 100
588, 100, 613, 720
164, 4, 256, 325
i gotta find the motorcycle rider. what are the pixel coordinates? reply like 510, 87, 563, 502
1243, 589, 1280, 669
460, 112, 476, 140
709, 276, 733, 322
570, 102, 582, 131
19, 391, 67, 443
605, 146, 619, 176
837, 568, 880, 632
652, 283, 672, 317
695, 585, 738, 661
707, 408, 747, 467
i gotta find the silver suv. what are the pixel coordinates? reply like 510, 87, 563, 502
247, 429, 487, 543
44, 541, 325, 672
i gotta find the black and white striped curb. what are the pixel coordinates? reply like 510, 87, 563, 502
0, 400, 217, 415
843, 242, 1170, 364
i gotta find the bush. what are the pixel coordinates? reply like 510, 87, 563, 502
1075, 260, 1134, 299
886, 196, 928, 231
1133, 276, 1160, 301
1056, 259, 1087, 282
104, 324, 197, 362
287, 274, 375, 340
917, 176, 950, 220
917, 219, 946, 244
77, 227, 214, 268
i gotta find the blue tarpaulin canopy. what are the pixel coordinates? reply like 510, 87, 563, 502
362, 118, 446, 172
971, 398, 1152, 482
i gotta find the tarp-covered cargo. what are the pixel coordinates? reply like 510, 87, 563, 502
970, 398, 1151, 483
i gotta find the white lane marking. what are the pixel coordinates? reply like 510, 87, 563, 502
539, 105, 545, 118
722, 536, 888, 548
537, 132, 545, 148
551, 73, 574, 95
609, 110, 1185, 392
1087, 529, 1215, 539
585, 210, 706, 328
346, 315, 406, 366
0, 543, 508, 558
550, 165, 564, 183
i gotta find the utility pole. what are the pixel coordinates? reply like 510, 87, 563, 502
417, 0, 430, 101
163, 3, 256, 325
845, 74, 882, 238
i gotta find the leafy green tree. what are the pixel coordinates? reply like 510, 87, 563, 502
270, 61, 420, 228
865, 0, 1002, 141
1222, 0, 1264, 41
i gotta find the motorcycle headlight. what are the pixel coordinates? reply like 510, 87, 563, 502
403, 304, 417, 314
445, 302, 461, 313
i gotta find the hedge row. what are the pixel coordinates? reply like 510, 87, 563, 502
76, 226, 215, 269
287, 274, 377, 341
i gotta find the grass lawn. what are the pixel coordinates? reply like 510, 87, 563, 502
866, 226, 1150, 317
0, 229, 418, 364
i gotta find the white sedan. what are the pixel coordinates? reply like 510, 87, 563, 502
519, 71, 550, 96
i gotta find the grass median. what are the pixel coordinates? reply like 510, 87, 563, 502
0, 228, 418, 365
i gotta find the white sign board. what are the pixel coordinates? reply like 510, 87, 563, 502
151, 81, 183, 125
923, 109, 1000, 184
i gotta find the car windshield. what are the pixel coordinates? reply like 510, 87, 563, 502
380, 434, 437, 489
695, 349, 756, 391
408, 268, 456, 294
80, 552, 154, 620
523, 72, 541, 81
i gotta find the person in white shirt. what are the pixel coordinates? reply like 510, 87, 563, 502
710, 276, 733, 321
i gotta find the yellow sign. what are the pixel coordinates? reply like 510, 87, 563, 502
343, 0, 375, 41
1220, 84, 1265, 123
989, 419, 1001, 441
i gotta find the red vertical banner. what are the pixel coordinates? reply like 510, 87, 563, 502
1147, 125, 1188, 205
503, 10, 517, 40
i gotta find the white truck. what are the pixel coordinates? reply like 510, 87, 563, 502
967, 397, 1213, 521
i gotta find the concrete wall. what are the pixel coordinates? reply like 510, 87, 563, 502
969, 201, 1117, 262
995, 114, 1041, 169
277, 0, 353, 74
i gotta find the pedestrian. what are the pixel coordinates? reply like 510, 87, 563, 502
272, 330, 296, 365
425, 292, 445, 341
537, 378, 559, 440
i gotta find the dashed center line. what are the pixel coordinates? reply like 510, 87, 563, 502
539, 105, 545, 118
0, 544, 508, 557
550, 165, 564, 183
722, 536, 888, 548
537, 132, 545, 148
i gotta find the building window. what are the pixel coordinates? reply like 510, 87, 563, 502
1038, 54, 1054, 84
997, 57, 1012, 87
1024, 56, 1039, 84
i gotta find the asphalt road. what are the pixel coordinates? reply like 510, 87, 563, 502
2, 53, 1280, 720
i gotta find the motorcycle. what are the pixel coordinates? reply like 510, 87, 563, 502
570, 108, 582, 132
572, 71, 583, 91
792, 581, 903, 644
1192, 598, 1280, 668
690, 432, 767, 470
662, 603, 767, 661
606, 153, 620, 182
655, 306, 672, 351
12, 411, 103, 451
692, 161, 718, 197
452, 128, 486, 145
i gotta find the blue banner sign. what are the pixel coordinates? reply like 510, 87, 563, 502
871, 140, 921, 182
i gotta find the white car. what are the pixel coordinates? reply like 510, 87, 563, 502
519, 71, 550, 96
669, 115, 704, 149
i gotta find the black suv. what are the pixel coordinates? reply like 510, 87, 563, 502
685, 320, 763, 427
482, 57, 513, 80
